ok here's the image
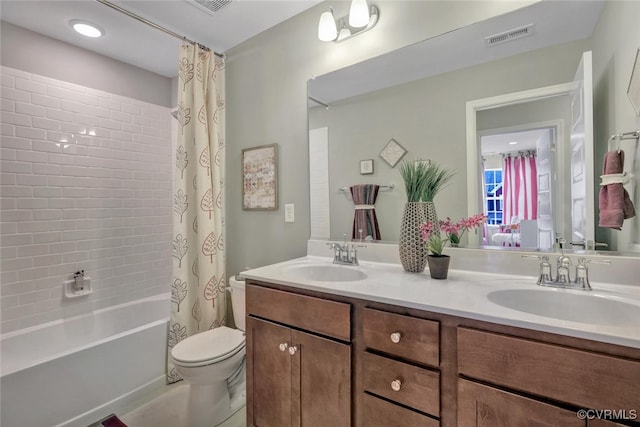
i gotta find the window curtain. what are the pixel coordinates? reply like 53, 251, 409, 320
503, 153, 537, 223
350, 184, 381, 240
167, 44, 226, 383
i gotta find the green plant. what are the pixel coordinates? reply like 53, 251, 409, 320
399, 159, 455, 202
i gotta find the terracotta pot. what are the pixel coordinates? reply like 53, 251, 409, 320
399, 202, 439, 273
427, 254, 450, 279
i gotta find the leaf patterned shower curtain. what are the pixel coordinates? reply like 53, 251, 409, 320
167, 44, 226, 383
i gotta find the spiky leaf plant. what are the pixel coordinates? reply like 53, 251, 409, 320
399, 159, 455, 202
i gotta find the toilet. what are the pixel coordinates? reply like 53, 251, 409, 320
171, 277, 246, 427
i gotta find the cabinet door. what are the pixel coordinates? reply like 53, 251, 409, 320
291, 329, 351, 427
458, 379, 583, 427
247, 317, 292, 427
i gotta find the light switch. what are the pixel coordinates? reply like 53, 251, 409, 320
285, 204, 295, 223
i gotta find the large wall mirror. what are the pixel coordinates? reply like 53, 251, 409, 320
307, 0, 639, 255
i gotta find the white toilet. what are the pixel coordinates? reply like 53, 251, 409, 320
171, 278, 246, 427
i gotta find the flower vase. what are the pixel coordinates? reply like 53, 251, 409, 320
427, 254, 450, 279
399, 201, 439, 273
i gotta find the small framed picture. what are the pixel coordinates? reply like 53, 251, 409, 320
242, 144, 278, 210
360, 159, 374, 175
379, 138, 407, 167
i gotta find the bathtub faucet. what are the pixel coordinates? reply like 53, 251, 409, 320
73, 270, 85, 292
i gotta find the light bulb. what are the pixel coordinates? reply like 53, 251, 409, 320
337, 26, 352, 41
70, 20, 104, 38
349, 0, 370, 28
318, 9, 338, 42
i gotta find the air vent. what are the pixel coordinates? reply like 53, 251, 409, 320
485, 24, 534, 47
186, 0, 233, 15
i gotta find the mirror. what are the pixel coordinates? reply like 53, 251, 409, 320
307, 0, 640, 254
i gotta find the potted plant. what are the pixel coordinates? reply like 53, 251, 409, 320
420, 214, 487, 279
398, 159, 455, 273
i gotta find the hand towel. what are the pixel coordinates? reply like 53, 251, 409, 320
598, 150, 636, 230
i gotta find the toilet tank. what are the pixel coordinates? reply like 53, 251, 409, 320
229, 277, 246, 331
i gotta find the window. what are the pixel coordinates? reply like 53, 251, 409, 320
484, 169, 503, 225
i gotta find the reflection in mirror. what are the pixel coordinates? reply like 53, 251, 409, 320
308, 0, 638, 255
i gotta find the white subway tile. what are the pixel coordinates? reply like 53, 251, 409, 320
15, 126, 46, 141
1, 98, 15, 112
1, 222, 17, 235
32, 162, 63, 175
31, 93, 61, 109
32, 116, 62, 131
1, 111, 31, 127
16, 150, 48, 164
33, 209, 62, 221
15, 78, 47, 95
0, 148, 16, 160
31, 73, 62, 87
17, 198, 48, 209
2, 136, 32, 150
1, 73, 15, 88
1, 123, 15, 136
1, 87, 30, 103
33, 187, 62, 198
32, 254, 63, 267
61, 99, 85, 113
2, 210, 33, 222
0, 173, 16, 185
17, 221, 48, 233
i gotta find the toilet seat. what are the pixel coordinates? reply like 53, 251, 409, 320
172, 326, 246, 368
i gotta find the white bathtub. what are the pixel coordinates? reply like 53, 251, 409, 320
0, 293, 170, 427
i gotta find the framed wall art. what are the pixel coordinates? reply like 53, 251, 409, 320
360, 159, 374, 175
242, 144, 278, 210
379, 138, 407, 167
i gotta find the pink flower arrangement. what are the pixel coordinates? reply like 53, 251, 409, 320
420, 213, 487, 256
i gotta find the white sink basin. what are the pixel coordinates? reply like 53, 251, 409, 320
282, 264, 367, 282
487, 289, 640, 326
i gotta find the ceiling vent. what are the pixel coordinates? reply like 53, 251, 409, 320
485, 24, 534, 47
186, 0, 233, 15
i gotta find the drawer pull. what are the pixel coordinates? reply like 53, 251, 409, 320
391, 379, 402, 392
278, 343, 288, 352
288, 345, 298, 355
390, 332, 402, 343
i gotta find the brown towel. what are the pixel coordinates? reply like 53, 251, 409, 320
598, 150, 636, 230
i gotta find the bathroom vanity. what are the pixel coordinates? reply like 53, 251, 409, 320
243, 255, 640, 427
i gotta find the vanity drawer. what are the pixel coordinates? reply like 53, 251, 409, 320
363, 308, 439, 367
363, 393, 439, 427
363, 352, 440, 416
457, 327, 640, 411
246, 284, 350, 341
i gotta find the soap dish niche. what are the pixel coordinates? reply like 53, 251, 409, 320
64, 277, 93, 298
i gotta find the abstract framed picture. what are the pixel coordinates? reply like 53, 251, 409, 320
379, 138, 407, 167
242, 144, 278, 210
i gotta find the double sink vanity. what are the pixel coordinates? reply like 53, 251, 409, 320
241, 244, 640, 426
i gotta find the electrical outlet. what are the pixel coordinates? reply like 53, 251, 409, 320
285, 204, 295, 223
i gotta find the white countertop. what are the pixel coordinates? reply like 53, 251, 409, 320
241, 255, 640, 350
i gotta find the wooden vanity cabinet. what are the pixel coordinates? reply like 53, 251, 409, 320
246, 279, 640, 427
246, 283, 351, 427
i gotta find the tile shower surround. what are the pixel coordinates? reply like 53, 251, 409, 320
0, 66, 173, 333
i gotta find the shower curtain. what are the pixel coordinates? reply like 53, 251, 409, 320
503, 153, 537, 223
167, 44, 226, 383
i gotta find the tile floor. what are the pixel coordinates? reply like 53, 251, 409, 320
120, 383, 246, 427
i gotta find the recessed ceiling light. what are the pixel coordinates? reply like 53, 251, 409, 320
508, 141, 518, 145
70, 20, 104, 38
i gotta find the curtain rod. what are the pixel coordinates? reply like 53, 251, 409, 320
95, 0, 224, 58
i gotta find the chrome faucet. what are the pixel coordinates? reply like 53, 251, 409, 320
327, 234, 366, 265
523, 252, 611, 290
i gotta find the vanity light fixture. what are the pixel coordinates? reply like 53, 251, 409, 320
317, 1, 379, 43
70, 19, 105, 38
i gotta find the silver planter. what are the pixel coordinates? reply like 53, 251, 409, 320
398, 201, 439, 273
